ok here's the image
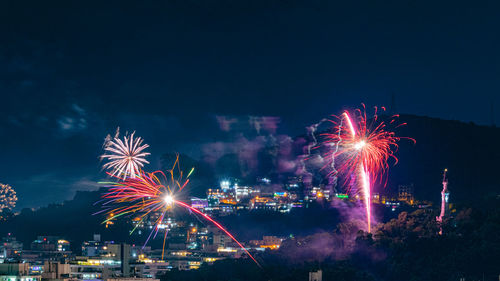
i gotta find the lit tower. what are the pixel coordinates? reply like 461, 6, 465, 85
436, 169, 450, 234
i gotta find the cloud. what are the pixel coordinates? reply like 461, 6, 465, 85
69, 178, 101, 192
71, 103, 86, 115
57, 116, 88, 131
201, 115, 306, 180
57, 103, 88, 133
249, 116, 281, 134
7, 116, 23, 127
216, 116, 238, 132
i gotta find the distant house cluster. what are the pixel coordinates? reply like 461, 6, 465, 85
185, 178, 430, 215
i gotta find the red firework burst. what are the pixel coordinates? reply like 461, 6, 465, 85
322, 104, 414, 186
321, 104, 415, 233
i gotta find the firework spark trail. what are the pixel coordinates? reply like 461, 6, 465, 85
342, 111, 372, 232
175, 200, 261, 267
99, 158, 260, 267
143, 221, 157, 249
322, 105, 414, 232
101, 131, 150, 180
360, 165, 371, 233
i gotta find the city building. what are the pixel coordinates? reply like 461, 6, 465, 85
190, 198, 208, 210
132, 261, 171, 278
69, 257, 121, 280
21, 237, 72, 264
206, 189, 225, 207
82, 235, 106, 257
309, 269, 322, 281
398, 184, 415, 205
0, 263, 40, 281
106, 244, 130, 277
105, 278, 157, 281
41, 261, 72, 281
249, 236, 283, 250
250, 196, 277, 211
0, 235, 22, 262
74, 236, 133, 280
31, 237, 70, 253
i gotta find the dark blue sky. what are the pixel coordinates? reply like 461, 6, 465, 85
0, 0, 498, 209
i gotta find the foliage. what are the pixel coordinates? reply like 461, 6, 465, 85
161, 200, 500, 281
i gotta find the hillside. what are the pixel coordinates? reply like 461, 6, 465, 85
1, 115, 498, 249
387, 115, 499, 205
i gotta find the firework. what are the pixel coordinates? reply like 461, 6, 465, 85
0, 183, 17, 211
101, 131, 150, 180
99, 157, 260, 267
323, 105, 414, 232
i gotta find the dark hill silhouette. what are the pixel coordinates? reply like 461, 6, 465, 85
387, 115, 499, 205
0, 189, 135, 252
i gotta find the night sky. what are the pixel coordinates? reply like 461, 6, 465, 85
0, 0, 498, 209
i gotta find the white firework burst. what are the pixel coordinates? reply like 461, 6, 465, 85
0, 183, 17, 211
101, 131, 150, 179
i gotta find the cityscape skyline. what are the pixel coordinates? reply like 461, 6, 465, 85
0, 1, 498, 280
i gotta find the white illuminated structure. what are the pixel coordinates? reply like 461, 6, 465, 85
436, 169, 450, 234
220, 180, 231, 191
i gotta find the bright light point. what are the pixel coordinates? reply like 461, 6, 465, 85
354, 140, 366, 150
164, 195, 174, 205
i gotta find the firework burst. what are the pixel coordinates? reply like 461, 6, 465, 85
101, 131, 150, 180
0, 183, 17, 211
322, 104, 414, 232
99, 157, 260, 267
